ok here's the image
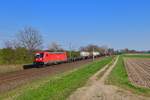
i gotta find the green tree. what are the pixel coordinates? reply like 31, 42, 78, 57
0, 48, 15, 64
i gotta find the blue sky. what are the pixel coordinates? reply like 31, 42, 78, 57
0, 0, 150, 50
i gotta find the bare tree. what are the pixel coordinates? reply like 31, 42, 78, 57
4, 39, 20, 49
4, 40, 13, 49
80, 44, 100, 52
17, 26, 43, 51
108, 48, 115, 55
48, 42, 63, 52
98, 47, 106, 54
13, 39, 21, 49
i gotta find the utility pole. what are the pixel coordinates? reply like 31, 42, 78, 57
69, 42, 72, 58
93, 48, 95, 61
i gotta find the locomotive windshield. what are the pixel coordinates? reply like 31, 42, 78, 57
35, 53, 43, 58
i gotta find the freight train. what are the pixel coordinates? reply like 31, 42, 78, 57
33, 51, 101, 66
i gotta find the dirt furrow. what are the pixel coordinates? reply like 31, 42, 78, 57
126, 59, 148, 87
124, 59, 145, 86
124, 58, 150, 88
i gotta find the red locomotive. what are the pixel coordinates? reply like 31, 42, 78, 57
34, 51, 67, 65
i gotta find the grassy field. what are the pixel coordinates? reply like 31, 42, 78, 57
0, 64, 23, 74
0, 57, 113, 100
106, 55, 150, 96
123, 54, 150, 58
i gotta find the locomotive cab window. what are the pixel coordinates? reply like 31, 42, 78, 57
35, 53, 43, 58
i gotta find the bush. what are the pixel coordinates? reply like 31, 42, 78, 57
66, 51, 80, 58
0, 48, 33, 64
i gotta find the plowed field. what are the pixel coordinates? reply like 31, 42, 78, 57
124, 58, 150, 88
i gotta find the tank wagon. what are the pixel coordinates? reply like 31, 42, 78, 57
80, 51, 90, 59
92, 52, 100, 57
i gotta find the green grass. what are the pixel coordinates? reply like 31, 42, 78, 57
0, 57, 113, 100
123, 54, 150, 58
106, 55, 150, 96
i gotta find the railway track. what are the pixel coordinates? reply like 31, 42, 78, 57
0, 57, 102, 93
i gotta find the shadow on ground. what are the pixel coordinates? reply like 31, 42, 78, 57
23, 64, 37, 69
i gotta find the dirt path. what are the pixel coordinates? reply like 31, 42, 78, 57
0, 58, 102, 93
68, 56, 150, 100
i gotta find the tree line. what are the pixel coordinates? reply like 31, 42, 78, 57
0, 26, 42, 64
0, 26, 116, 64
